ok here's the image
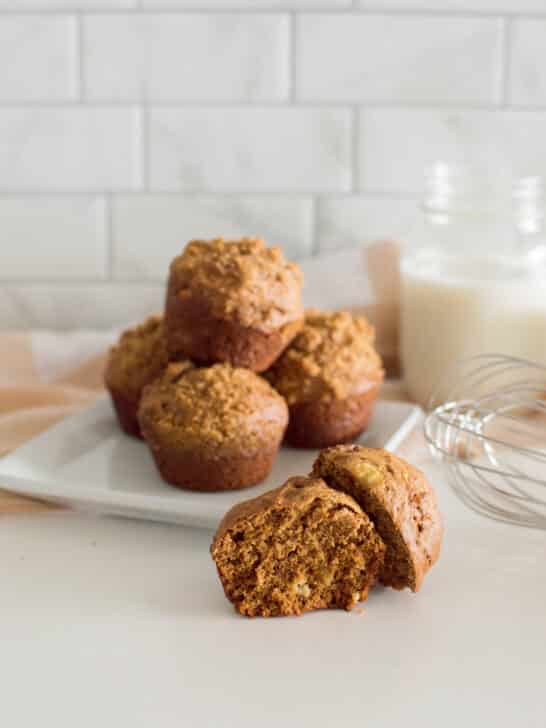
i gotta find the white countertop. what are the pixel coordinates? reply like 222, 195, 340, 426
1, 461, 545, 728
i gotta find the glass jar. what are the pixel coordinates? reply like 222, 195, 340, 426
400, 163, 546, 408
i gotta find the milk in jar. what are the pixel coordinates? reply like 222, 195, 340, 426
400, 165, 546, 407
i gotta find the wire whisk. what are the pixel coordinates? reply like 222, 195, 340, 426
424, 354, 546, 530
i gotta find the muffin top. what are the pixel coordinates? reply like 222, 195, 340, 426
104, 315, 169, 402
266, 310, 384, 405
138, 362, 288, 454
213, 476, 367, 546
168, 237, 304, 331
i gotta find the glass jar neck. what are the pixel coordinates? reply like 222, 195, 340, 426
421, 163, 545, 259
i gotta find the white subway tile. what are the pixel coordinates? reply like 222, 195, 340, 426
143, 1, 349, 8
112, 195, 313, 279
317, 196, 419, 252
0, 198, 107, 280
0, 109, 142, 190
358, 0, 546, 10
301, 248, 373, 311
509, 20, 546, 107
0, 284, 164, 330
0, 17, 77, 101
0, 0, 135, 7
297, 15, 502, 104
0, 256, 371, 328
149, 108, 351, 192
0, 255, 370, 329
359, 109, 546, 194
84, 15, 289, 102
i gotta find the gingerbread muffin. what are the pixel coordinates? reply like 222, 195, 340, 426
104, 315, 170, 437
266, 310, 384, 448
164, 237, 304, 372
211, 476, 385, 617
312, 445, 443, 592
138, 362, 288, 492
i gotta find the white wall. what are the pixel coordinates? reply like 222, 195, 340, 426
0, 0, 545, 328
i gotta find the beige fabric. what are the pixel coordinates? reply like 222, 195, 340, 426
0, 342, 108, 514
0, 241, 414, 516
361, 239, 401, 378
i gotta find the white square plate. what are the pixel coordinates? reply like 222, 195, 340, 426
0, 397, 421, 529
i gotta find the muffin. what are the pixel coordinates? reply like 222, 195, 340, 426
164, 237, 304, 372
312, 445, 443, 592
138, 362, 288, 492
104, 315, 170, 437
211, 476, 385, 617
266, 310, 384, 448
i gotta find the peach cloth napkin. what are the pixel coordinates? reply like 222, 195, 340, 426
0, 242, 418, 516
0, 331, 115, 513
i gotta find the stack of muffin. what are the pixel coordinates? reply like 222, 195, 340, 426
104, 237, 385, 492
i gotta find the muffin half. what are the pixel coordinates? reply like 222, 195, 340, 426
164, 237, 304, 372
138, 362, 288, 492
266, 310, 384, 448
312, 445, 443, 592
211, 476, 385, 617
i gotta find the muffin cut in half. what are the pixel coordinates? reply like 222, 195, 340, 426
312, 445, 443, 592
104, 314, 169, 437
211, 476, 385, 617
138, 362, 288, 492
164, 237, 304, 372
266, 310, 384, 448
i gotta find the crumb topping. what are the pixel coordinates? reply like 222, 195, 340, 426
267, 310, 384, 405
104, 315, 169, 401
138, 362, 288, 452
169, 237, 304, 331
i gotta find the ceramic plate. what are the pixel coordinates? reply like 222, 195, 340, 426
0, 397, 422, 529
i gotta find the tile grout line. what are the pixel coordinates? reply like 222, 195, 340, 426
310, 196, 319, 256
288, 11, 297, 103
74, 14, 85, 102
105, 193, 114, 281
0, 189, 436, 200
0, 278, 166, 287
0, 190, 419, 199
3, 8, 546, 18
500, 15, 512, 107
0, 100, 543, 110
351, 107, 359, 194
138, 106, 149, 192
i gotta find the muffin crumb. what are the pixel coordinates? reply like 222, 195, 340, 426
211, 476, 386, 617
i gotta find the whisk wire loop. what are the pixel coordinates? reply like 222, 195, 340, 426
424, 354, 546, 530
